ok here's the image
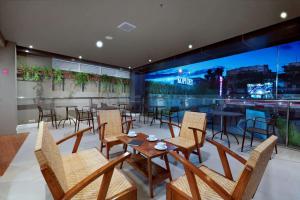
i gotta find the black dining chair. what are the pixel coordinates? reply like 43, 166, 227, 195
74, 107, 95, 133
160, 106, 180, 127
37, 105, 57, 129
241, 114, 278, 153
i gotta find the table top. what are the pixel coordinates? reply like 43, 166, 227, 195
55, 105, 77, 108
209, 110, 243, 117
117, 133, 177, 158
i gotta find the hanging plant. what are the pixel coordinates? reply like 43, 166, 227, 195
42, 67, 53, 80
31, 66, 42, 81
53, 69, 63, 84
74, 72, 89, 86
114, 78, 123, 94
22, 66, 32, 81
100, 75, 111, 93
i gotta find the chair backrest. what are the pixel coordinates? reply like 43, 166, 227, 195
98, 110, 123, 138
180, 111, 207, 144
34, 122, 67, 192
233, 135, 277, 200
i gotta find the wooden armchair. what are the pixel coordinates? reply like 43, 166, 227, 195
97, 110, 134, 159
167, 135, 278, 200
35, 122, 136, 200
164, 111, 207, 163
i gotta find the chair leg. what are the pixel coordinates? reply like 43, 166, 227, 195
241, 130, 246, 152
106, 145, 110, 159
100, 142, 104, 152
37, 115, 41, 128
196, 146, 202, 163
74, 120, 77, 132
120, 144, 128, 169
51, 115, 54, 127
250, 133, 254, 147
77, 120, 80, 132
54, 115, 57, 129
91, 118, 95, 133
183, 151, 190, 161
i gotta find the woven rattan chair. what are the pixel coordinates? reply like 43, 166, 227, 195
34, 122, 137, 200
97, 110, 134, 159
164, 111, 207, 163
167, 136, 278, 200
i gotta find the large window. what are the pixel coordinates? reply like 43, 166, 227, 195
146, 40, 300, 100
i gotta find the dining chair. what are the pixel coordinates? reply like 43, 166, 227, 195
37, 105, 57, 129
164, 111, 207, 163
160, 106, 180, 128
97, 110, 134, 159
74, 107, 95, 133
241, 112, 278, 153
167, 136, 278, 200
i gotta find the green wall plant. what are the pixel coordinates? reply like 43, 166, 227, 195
74, 72, 89, 86
53, 69, 63, 84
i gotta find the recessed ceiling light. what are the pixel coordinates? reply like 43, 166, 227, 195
105, 36, 113, 40
29, 45, 33, 49
25, 50, 29, 53
149, 59, 152, 63
78, 56, 82, 59
96, 40, 103, 48
188, 44, 193, 49
280, 11, 287, 19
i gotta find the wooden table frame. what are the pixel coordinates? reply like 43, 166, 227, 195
118, 133, 176, 198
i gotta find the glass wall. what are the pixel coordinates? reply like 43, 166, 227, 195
145, 40, 300, 149
146, 40, 300, 100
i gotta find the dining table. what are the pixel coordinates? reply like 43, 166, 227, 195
209, 110, 243, 148
56, 105, 77, 127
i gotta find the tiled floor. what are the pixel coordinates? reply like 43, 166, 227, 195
1, 119, 300, 200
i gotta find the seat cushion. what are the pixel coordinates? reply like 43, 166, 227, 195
165, 137, 196, 149
104, 133, 127, 143
171, 165, 236, 200
62, 148, 133, 199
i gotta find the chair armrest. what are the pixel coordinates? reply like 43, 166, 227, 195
207, 139, 247, 164
63, 152, 131, 200
188, 127, 206, 147
98, 122, 108, 140
122, 119, 136, 134
161, 120, 181, 138
56, 127, 92, 153
169, 151, 232, 200
206, 139, 246, 180
254, 117, 274, 125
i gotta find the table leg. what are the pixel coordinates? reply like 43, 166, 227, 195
223, 117, 231, 148
147, 157, 154, 198
164, 154, 172, 181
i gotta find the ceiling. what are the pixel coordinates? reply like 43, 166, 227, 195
1, 0, 300, 69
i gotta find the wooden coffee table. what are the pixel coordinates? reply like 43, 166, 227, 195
118, 133, 177, 198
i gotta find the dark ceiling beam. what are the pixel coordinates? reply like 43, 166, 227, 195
17, 46, 129, 71
135, 16, 300, 73
0, 31, 6, 47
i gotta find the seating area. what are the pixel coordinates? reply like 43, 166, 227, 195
1, 1, 300, 200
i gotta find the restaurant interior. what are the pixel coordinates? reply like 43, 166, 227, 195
0, 1, 300, 200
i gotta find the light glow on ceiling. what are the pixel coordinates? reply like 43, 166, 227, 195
280, 11, 287, 19
96, 40, 103, 48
